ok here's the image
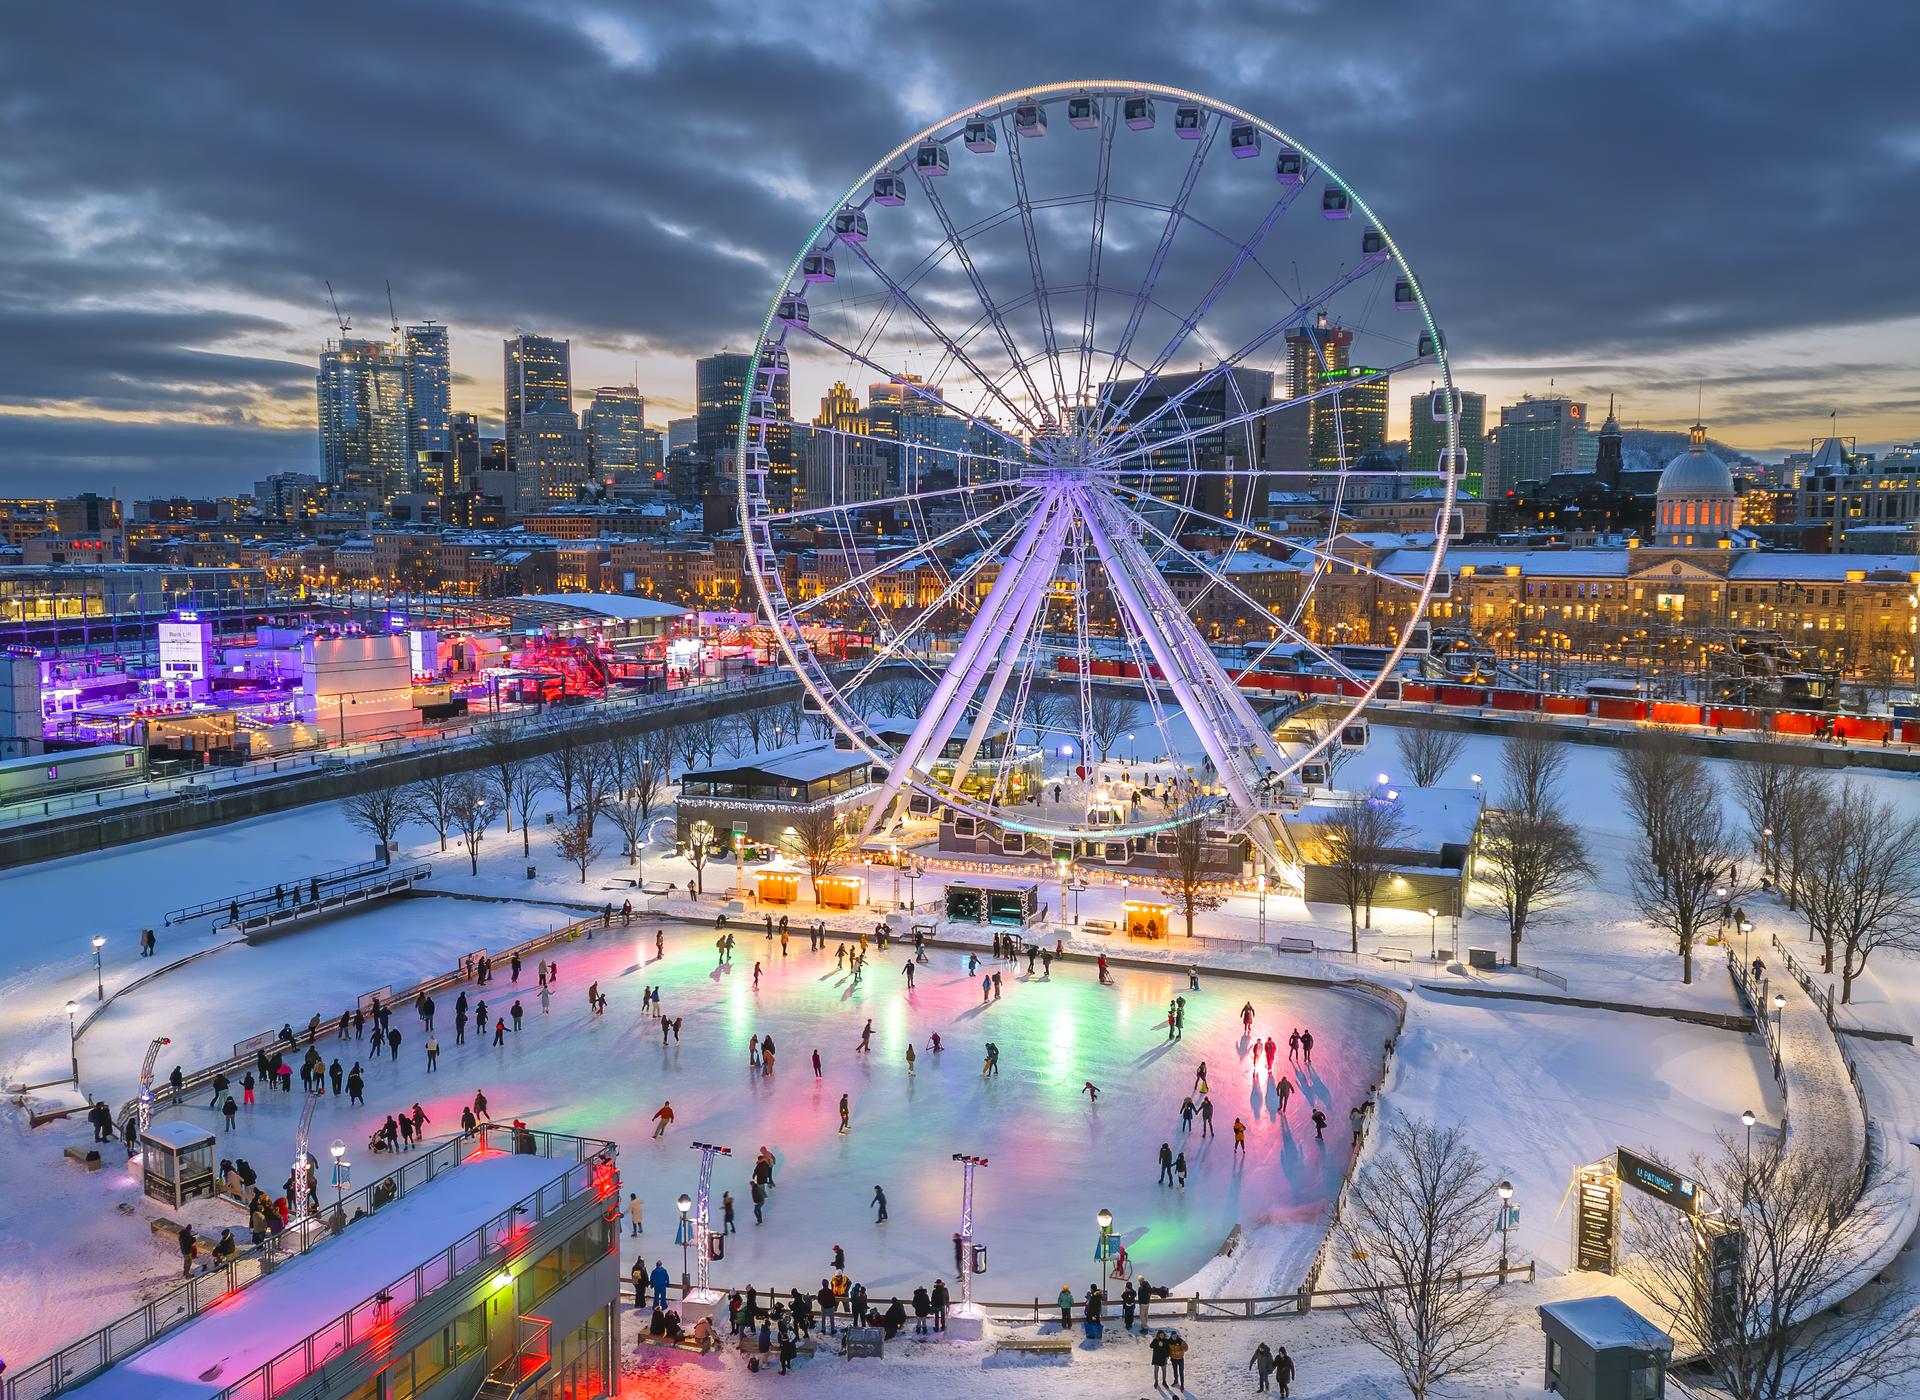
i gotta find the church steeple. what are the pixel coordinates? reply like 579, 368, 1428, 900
1594, 393, 1623, 488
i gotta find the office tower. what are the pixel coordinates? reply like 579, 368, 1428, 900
695, 352, 752, 465
667, 417, 698, 454
503, 334, 572, 471
1100, 366, 1274, 519
585, 385, 645, 474
317, 338, 410, 497
805, 384, 889, 507
1408, 388, 1486, 495
639, 426, 665, 474
513, 402, 591, 510
402, 323, 452, 462
1280, 315, 1388, 479
1491, 396, 1587, 495
451, 412, 481, 494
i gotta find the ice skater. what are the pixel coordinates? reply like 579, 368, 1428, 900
1275, 1074, 1294, 1115
1240, 1001, 1255, 1034
903, 960, 915, 991
1193, 1061, 1209, 1094
1082, 1081, 1100, 1103
905, 1044, 916, 1076
812, 1048, 823, 1078
870, 1184, 888, 1223
1264, 1035, 1277, 1071
652, 1101, 674, 1138
981, 1042, 999, 1077
838, 1094, 851, 1134
1158, 1142, 1175, 1185
1299, 1028, 1314, 1065
857, 1020, 874, 1054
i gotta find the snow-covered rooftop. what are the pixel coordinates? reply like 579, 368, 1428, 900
682, 739, 868, 785
513, 591, 687, 620
1538, 1295, 1673, 1353
65, 1149, 565, 1400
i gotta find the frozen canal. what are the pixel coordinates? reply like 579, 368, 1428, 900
114, 913, 1397, 1298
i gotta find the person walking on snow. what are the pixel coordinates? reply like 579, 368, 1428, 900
1250, 1341, 1276, 1392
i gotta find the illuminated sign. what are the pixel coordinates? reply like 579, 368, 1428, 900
1615, 1147, 1696, 1214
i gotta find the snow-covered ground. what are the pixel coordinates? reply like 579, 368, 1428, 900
3, 708, 1916, 1395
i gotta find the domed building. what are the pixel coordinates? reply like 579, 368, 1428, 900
1654, 420, 1740, 547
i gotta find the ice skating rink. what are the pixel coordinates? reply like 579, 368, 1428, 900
121, 920, 1396, 1297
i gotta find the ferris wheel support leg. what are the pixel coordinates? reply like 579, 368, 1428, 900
946, 548, 1056, 800
856, 497, 1062, 845
1076, 494, 1293, 875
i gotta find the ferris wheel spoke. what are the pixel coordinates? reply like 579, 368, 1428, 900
788, 488, 1042, 620
1095, 257, 1394, 459
1092, 177, 1313, 445
763, 474, 1026, 526
1072, 104, 1120, 418
1107, 496, 1372, 691
1002, 114, 1071, 421
840, 238, 1046, 438
910, 161, 1056, 432
790, 320, 1035, 462
1097, 356, 1420, 472
1108, 480, 1428, 595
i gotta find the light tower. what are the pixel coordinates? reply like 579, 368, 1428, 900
952, 1153, 988, 1311
688, 1140, 733, 1305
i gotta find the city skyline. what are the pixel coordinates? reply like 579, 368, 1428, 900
0, 2, 1915, 494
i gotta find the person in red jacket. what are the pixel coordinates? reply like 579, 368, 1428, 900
652, 1101, 674, 1138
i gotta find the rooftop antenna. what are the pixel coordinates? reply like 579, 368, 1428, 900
323, 281, 350, 339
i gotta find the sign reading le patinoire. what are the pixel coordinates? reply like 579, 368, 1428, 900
1616, 1148, 1698, 1214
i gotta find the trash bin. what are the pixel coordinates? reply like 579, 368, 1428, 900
527, 866, 537, 881
1083, 1320, 1103, 1341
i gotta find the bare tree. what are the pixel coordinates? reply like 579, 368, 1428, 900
672, 713, 728, 772
482, 727, 526, 837
541, 729, 585, 814
1624, 755, 1741, 984
448, 776, 492, 876
1316, 797, 1412, 951
727, 706, 775, 756
1394, 725, 1468, 788
500, 762, 549, 858
1614, 728, 1698, 882
1156, 816, 1224, 938
553, 811, 602, 884
1799, 783, 1920, 1000
1086, 692, 1135, 764
1772, 771, 1827, 914
1024, 684, 1071, 742
604, 751, 666, 866
401, 771, 457, 852
783, 805, 856, 903
684, 819, 718, 897
1335, 1117, 1510, 1400
1626, 1138, 1919, 1400
1477, 729, 1592, 964
342, 781, 408, 865
1730, 754, 1819, 892
574, 742, 618, 839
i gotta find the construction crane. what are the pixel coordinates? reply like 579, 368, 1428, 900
324, 280, 351, 339
385, 279, 400, 344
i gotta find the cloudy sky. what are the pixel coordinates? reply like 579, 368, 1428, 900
0, 0, 1913, 496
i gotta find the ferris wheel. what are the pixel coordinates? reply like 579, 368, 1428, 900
738, 81, 1461, 882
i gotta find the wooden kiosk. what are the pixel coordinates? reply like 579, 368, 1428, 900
1124, 899, 1173, 940
815, 873, 864, 910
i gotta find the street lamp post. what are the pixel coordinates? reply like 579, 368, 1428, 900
1714, 886, 1730, 937
329, 1138, 350, 1211
1095, 1206, 1116, 1286
1773, 992, 1786, 1058
1257, 869, 1268, 945
675, 1193, 693, 1288
890, 845, 901, 911
1470, 773, 1484, 809
1426, 907, 1439, 961
1496, 1180, 1514, 1282
65, 999, 79, 1086
1740, 919, 1754, 964
1761, 825, 1774, 885
1740, 1109, 1756, 1206
91, 935, 106, 1001
906, 858, 922, 913
1124, 732, 1136, 764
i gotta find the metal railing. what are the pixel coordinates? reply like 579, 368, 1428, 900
4, 1130, 613, 1400
1769, 935, 1875, 1211
165, 858, 393, 925
1507, 961, 1570, 992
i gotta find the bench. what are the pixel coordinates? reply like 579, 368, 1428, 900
995, 1334, 1073, 1355
1375, 946, 1413, 965
640, 1333, 713, 1355
1083, 918, 1117, 935
149, 1215, 187, 1237
63, 1145, 104, 1172
1274, 936, 1315, 955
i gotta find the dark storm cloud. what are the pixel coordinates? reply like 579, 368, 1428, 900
0, 417, 313, 496
0, 0, 1915, 491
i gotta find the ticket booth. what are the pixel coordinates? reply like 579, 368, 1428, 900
1538, 1297, 1671, 1400
1124, 899, 1172, 940
754, 867, 801, 905
816, 873, 864, 910
142, 1118, 217, 1208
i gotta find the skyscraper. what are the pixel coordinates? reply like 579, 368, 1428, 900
1408, 388, 1486, 495
1101, 366, 1274, 519
695, 351, 753, 466
585, 385, 646, 475
451, 412, 481, 494
1280, 315, 1388, 480
1490, 396, 1586, 496
504, 334, 572, 471
402, 322, 452, 461
317, 338, 410, 498
513, 402, 591, 511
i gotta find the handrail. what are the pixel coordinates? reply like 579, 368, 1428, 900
1768, 934, 1874, 1210
4, 1130, 615, 1400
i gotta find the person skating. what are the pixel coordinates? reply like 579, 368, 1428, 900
346, 1064, 365, 1106
460, 1105, 477, 1134
838, 1093, 851, 1134
1199, 1095, 1215, 1137
491, 1017, 506, 1046
652, 1100, 674, 1138
812, 1048, 822, 1078
1179, 1096, 1197, 1133
905, 1043, 916, 1076
753, 961, 762, 991
538, 984, 550, 1016
1158, 1141, 1175, 1185
1240, 1000, 1255, 1035
655, 930, 665, 960
981, 1042, 999, 1077
751, 1178, 767, 1225
1233, 1117, 1247, 1155
1082, 1080, 1100, 1103
510, 1000, 523, 1033
871, 1184, 888, 1223
1275, 1074, 1294, 1116
1264, 1035, 1277, 1071
411, 1103, 428, 1139
1250, 1341, 1275, 1391
856, 1019, 873, 1053
1299, 1028, 1313, 1065
1174, 1151, 1187, 1188
425, 1036, 439, 1071
1311, 1107, 1327, 1141
221, 1094, 238, 1132
722, 1190, 737, 1233
903, 959, 915, 990
980, 972, 991, 1003
1097, 953, 1110, 984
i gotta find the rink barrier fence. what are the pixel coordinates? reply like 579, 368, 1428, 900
4, 1128, 615, 1400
